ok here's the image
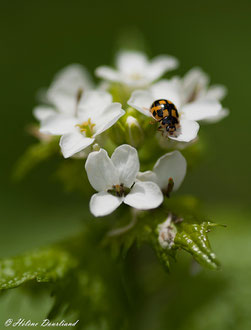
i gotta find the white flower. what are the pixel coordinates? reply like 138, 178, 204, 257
40, 91, 125, 158
137, 150, 187, 195
180, 67, 229, 123
33, 64, 94, 121
85, 145, 163, 217
128, 78, 224, 142
95, 50, 178, 88
182, 67, 227, 102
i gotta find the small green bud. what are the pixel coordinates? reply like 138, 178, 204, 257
126, 107, 138, 117
125, 116, 144, 148
109, 120, 126, 146
92, 143, 100, 151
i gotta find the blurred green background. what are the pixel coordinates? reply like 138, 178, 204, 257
0, 0, 251, 328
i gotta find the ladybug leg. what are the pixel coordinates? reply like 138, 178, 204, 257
157, 126, 164, 136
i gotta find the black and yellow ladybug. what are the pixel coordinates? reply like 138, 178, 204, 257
150, 99, 179, 135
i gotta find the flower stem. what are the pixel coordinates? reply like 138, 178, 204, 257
107, 211, 137, 237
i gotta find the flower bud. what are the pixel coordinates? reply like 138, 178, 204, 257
109, 121, 126, 145
92, 143, 100, 151
125, 116, 144, 148
157, 214, 177, 249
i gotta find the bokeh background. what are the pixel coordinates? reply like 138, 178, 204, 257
0, 0, 251, 329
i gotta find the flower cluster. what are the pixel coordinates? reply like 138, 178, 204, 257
33, 50, 228, 218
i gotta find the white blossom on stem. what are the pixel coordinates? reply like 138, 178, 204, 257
128, 78, 225, 142
95, 50, 178, 88
85, 145, 163, 217
40, 91, 125, 158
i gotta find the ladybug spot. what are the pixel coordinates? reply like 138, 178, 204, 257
157, 109, 164, 117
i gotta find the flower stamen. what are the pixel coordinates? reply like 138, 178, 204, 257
107, 183, 130, 197
76, 118, 95, 137
163, 177, 174, 198
75, 88, 84, 116
130, 73, 142, 80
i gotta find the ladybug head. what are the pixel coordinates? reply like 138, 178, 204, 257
161, 116, 178, 134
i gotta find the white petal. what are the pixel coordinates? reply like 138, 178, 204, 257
182, 67, 209, 102
121, 77, 150, 88
202, 108, 229, 123
116, 50, 148, 75
40, 114, 78, 135
127, 90, 154, 117
169, 119, 199, 142
85, 149, 119, 192
95, 66, 121, 82
48, 64, 93, 97
90, 192, 123, 217
136, 171, 158, 184
153, 151, 187, 191
93, 103, 125, 136
124, 181, 163, 210
205, 85, 227, 101
111, 145, 139, 188
146, 55, 179, 81
60, 131, 94, 158
182, 100, 222, 121
78, 91, 113, 120
49, 92, 78, 115
33, 106, 56, 121
47, 64, 93, 115
150, 79, 183, 108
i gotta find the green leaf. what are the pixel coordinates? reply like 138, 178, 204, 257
45, 230, 130, 329
0, 247, 77, 290
174, 222, 222, 270
153, 244, 171, 272
13, 139, 59, 180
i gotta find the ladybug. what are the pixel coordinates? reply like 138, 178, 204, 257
150, 99, 179, 135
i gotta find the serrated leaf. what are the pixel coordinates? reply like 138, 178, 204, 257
0, 247, 76, 290
153, 244, 171, 272
13, 139, 59, 180
44, 230, 130, 329
174, 221, 222, 270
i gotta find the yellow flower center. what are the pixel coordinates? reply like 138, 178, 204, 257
130, 72, 142, 80
76, 118, 95, 137
107, 184, 130, 197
